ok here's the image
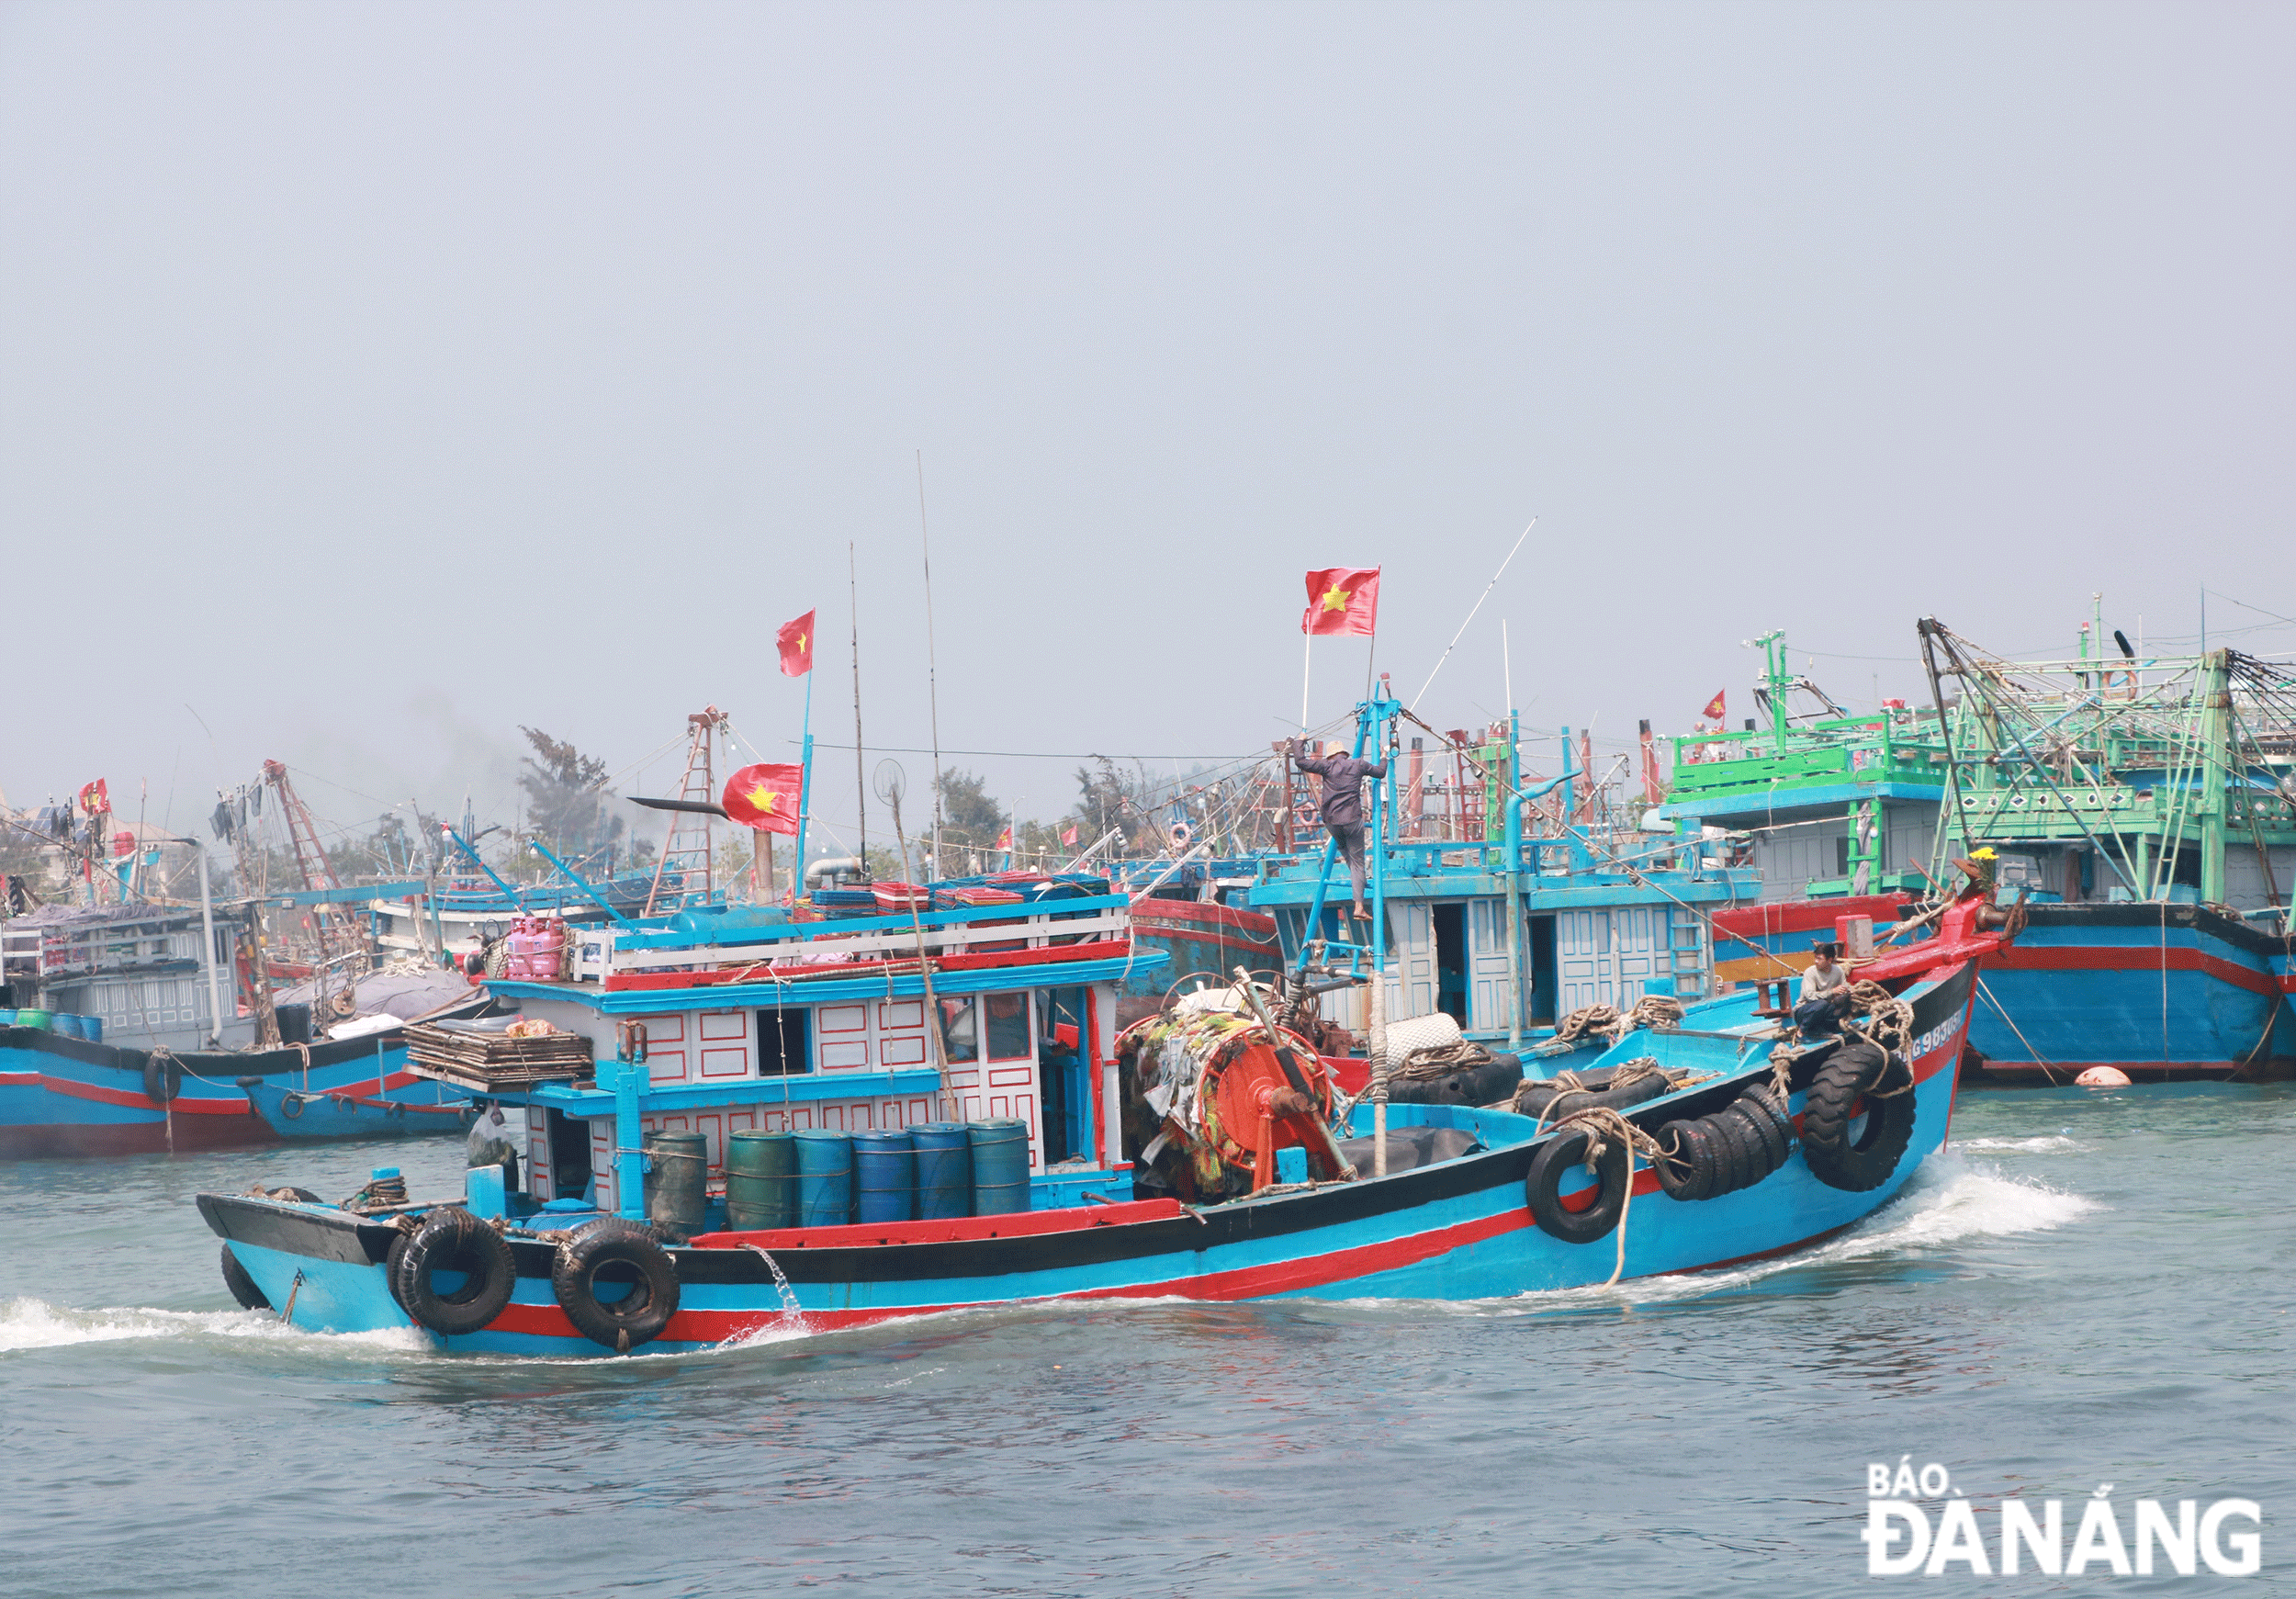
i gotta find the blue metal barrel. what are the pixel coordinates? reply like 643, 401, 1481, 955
967, 1120, 1031, 1215
725, 1130, 796, 1231
852, 1130, 917, 1223
793, 1131, 855, 1226
909, 1123, 974, 1220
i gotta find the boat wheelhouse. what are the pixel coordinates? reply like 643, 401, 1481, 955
1251, 710, 1755, 1047
449, 888, 1156, 1213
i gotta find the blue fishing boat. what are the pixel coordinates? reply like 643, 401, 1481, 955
196, 691, 2008, 1351
0, 900, 481, 1156
0, 1021, 477, 1158
1664, 619, 2296, 1080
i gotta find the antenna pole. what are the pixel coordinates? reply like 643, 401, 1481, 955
917, 451, 945, 881
850, 542, 868, 876
1413, 518, 1536, 708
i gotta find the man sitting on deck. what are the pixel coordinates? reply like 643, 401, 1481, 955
1793, 940, 1853, 1035
1285, 737, 1389, 923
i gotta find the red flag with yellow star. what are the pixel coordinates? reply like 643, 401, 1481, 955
721, 762, 805, 836
777, 610, 816, 678
1300, 568, 1379, 636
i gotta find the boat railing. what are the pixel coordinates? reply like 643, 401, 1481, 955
568, 893, 1133, 983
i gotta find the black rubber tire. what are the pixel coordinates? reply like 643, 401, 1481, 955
386, 1233, 412, 1314
1517, 1069, 1670, 1123
1655, 1119, 1714, 1201
1739, 1082, 1795, 1155
1717, 1111, 1745, 1194
280, 1091, 306, 1120
220, 1243, 270, 1311
552, 1219, 681, 1350
1732, 1091, 1790, 1177
1390, 1055, 1525, 1107
392, 1208, 518, 1336
1800, 1045, 1916, 1193
1525, 1128, 1631, 1244
1727, 1098, 1773, 1185
142, 1052, 181, 1105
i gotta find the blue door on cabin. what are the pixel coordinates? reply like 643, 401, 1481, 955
1558, 909, 1615, 1013
1467, 897, 1514, 1032
1384, 902, 1437, 1019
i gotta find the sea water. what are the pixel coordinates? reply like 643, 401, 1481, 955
0, 1084, 2289, 1596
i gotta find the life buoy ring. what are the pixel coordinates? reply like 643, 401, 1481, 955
390, 1208, 518, 1336
1294, 802, 1320, 828
1799, 1038, 1916, 1192
219, 1243, 270, 1311
552, 1220, 680, 1351
1525, 1123, 1630, 1244
143, 1051, 182, 1105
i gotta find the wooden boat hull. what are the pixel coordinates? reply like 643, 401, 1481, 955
197, 962, 1980, 1354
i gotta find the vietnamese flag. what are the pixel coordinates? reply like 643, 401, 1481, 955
995, 825, 1013, 851
777, 610, 816, 678
1061, 824, 1078, 847
722, 762, 805, 836
1301, 568, 1379, 636
1701, 690, 1727, 722
79, 778, 110, 816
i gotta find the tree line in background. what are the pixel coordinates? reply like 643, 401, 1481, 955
0, 727, 1242, 910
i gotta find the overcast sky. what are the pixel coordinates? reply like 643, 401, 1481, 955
3, 3, 2290, 857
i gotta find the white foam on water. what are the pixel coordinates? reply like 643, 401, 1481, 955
1953, 1134, 2086, 1154
1488, 1153, 2102, 1313
0, 1295, 429, 1356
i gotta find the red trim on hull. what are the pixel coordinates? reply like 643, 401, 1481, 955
0, 1112, 276, 1159
1130, 901, 1279, 938
1988, 943, 2276, 997
10, 1067, 419, 1113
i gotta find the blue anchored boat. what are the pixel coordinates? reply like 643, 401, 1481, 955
197, 690, 2011, 1352
0, 901, 482, 1157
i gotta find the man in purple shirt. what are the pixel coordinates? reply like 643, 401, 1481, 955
1286, 738, 1389, 922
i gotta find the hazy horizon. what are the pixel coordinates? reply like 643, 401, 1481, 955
4, 3, 2289, 861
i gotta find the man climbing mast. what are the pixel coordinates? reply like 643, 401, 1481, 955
1284, 737, 1389, 921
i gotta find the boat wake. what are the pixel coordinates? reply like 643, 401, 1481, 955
1952, 1133, 2086, 1154
0, 1295, 429, 1356
1488, 1152, 2101, 1313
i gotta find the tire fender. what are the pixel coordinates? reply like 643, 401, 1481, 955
220, 1243, 271, 1311
142, 1051, 182, 1105
393, 1208, 518, 1336
1800, 1046, 1917, 1193
552, 1220, 681, 1351
1525, 1126, 1630, 1244
1655, 1118, 1716, 1201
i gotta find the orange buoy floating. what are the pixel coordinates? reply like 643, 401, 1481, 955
2074, 1066, 2132, 1087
